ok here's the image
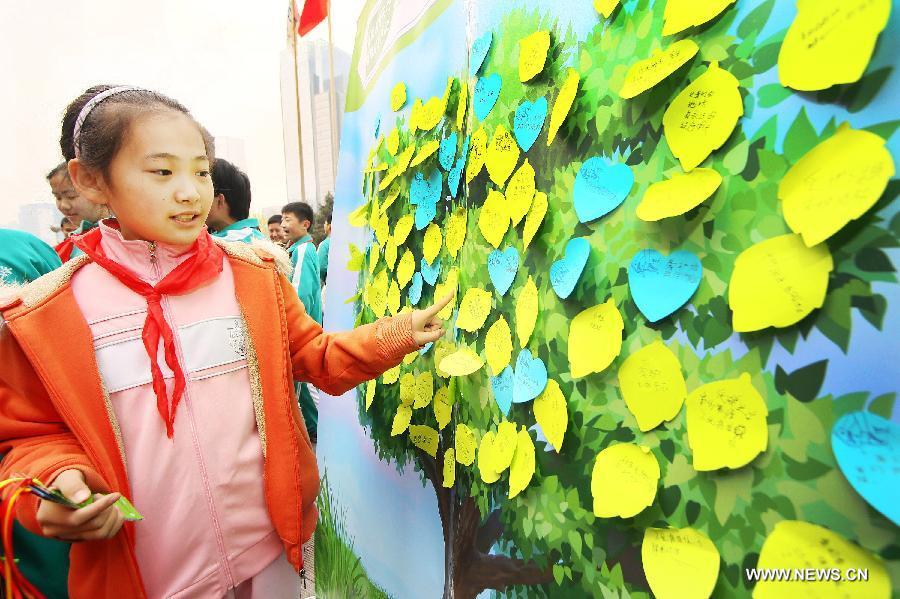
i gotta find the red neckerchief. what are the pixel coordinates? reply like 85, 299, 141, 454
54, 237, 76, 262
74, 226, 225, 438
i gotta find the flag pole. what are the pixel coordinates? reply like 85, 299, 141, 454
326, 0, 339, 177
291, 14, 307, 202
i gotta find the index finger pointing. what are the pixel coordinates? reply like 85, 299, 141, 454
423, 293, 454, 319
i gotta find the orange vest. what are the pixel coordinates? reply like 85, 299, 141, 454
0, 241, 415, 598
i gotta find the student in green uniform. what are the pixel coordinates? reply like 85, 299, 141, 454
281, 202, 322, 441
0, 228, 70, 599
317, 212, 331, 287
206, 159, 266, 243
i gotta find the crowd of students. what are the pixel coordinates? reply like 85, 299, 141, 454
0, 84, 449, 598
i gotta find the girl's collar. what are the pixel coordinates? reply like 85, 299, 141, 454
98, 218, 200, 259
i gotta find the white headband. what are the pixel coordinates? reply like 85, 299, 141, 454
72, 86, 142, 158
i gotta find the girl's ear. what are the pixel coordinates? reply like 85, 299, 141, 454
68, 159, 111, 207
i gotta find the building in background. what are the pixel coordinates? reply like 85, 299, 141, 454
18, 202, 60, 246
281, 38, 350, 209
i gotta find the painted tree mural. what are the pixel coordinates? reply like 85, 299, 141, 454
346, 1, 898, 597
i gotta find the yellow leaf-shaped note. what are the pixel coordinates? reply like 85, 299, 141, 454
409, 425, 439, 457
379, 144, 416, 191
347, 243, 365, 271
387, 279, 400, 316
441, 77, 454, 107
547, 68, 579, 146
779, 0, 890, 91
478, 431, 501, 483
364, 379, 376, 411
417, 96, 445, 131
381, 180, 402, 212
636, 168, 722, 221
434, 340, 455, 379
478, 190, 510, 249
409, 98, 422, 134
423, 223, 443, 265
455, 423, 476, 465
433, 386, 452, 430
440, 347, 484, 377
390, 82, 407, 111
591, 443, 659, 518
443, 448, 456, 488
619, 341, 687, 432
399, 373, 416, 406
384, 239, 398, 271
642, 527, 720, 599
662, 0, 735, 36
456, 82, 468, 130
366, 269, 388, 318
515, 276, 539, 347
403, 349, 418, 366
445, 207, 468, 259
368, 243, 380, 275
386, 127, 400, 156
393, 214, 414, 245
569, 298, 624, 379
485, 316, 513, 376
523, 191, 548, 249
728, 234, 833, 332
663, 62, 743, 172
594, 0, 619, 18
382, 364, 401, 385
779, 124, 894, 246
686, 373, 768, 471
374, 213, 390, 246
620, 39, 700, 99
368, 195, 381, 228
410, 139, 441, 168
492, 421, 519, 473
348, 204, 369, 227
755, 521, 890, 599
467, 128, 488, 184
391, 405, 412, 436
396, 249, 415, 289
456, 287, 492, 332
519, 31, 550, 83
434, 267, 459, 320
413, 372, 433, 409
506, 159, 536, 226
534, 379, 567, 452
508, 426, 535, 499
486, 125, 520, 187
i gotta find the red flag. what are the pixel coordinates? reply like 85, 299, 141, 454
297, 0, 328, 36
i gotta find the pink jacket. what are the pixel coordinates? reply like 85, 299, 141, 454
69, 223, 280, 596
0, 221, 418, 598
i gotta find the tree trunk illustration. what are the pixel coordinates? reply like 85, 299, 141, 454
417, 450, 553, 599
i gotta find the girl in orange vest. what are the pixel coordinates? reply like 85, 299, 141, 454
0, 85, 449, 598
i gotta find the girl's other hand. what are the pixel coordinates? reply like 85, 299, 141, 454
411, 294, 453, 347
35, 469, 125, 541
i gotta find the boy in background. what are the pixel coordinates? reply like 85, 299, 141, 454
281, 202, 322, 441
206, 159, 265, 243
268, 214, 287, 246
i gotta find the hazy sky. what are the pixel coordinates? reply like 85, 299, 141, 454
0, 0, 365, 226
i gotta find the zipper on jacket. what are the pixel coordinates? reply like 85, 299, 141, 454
151, 244, 235, 589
